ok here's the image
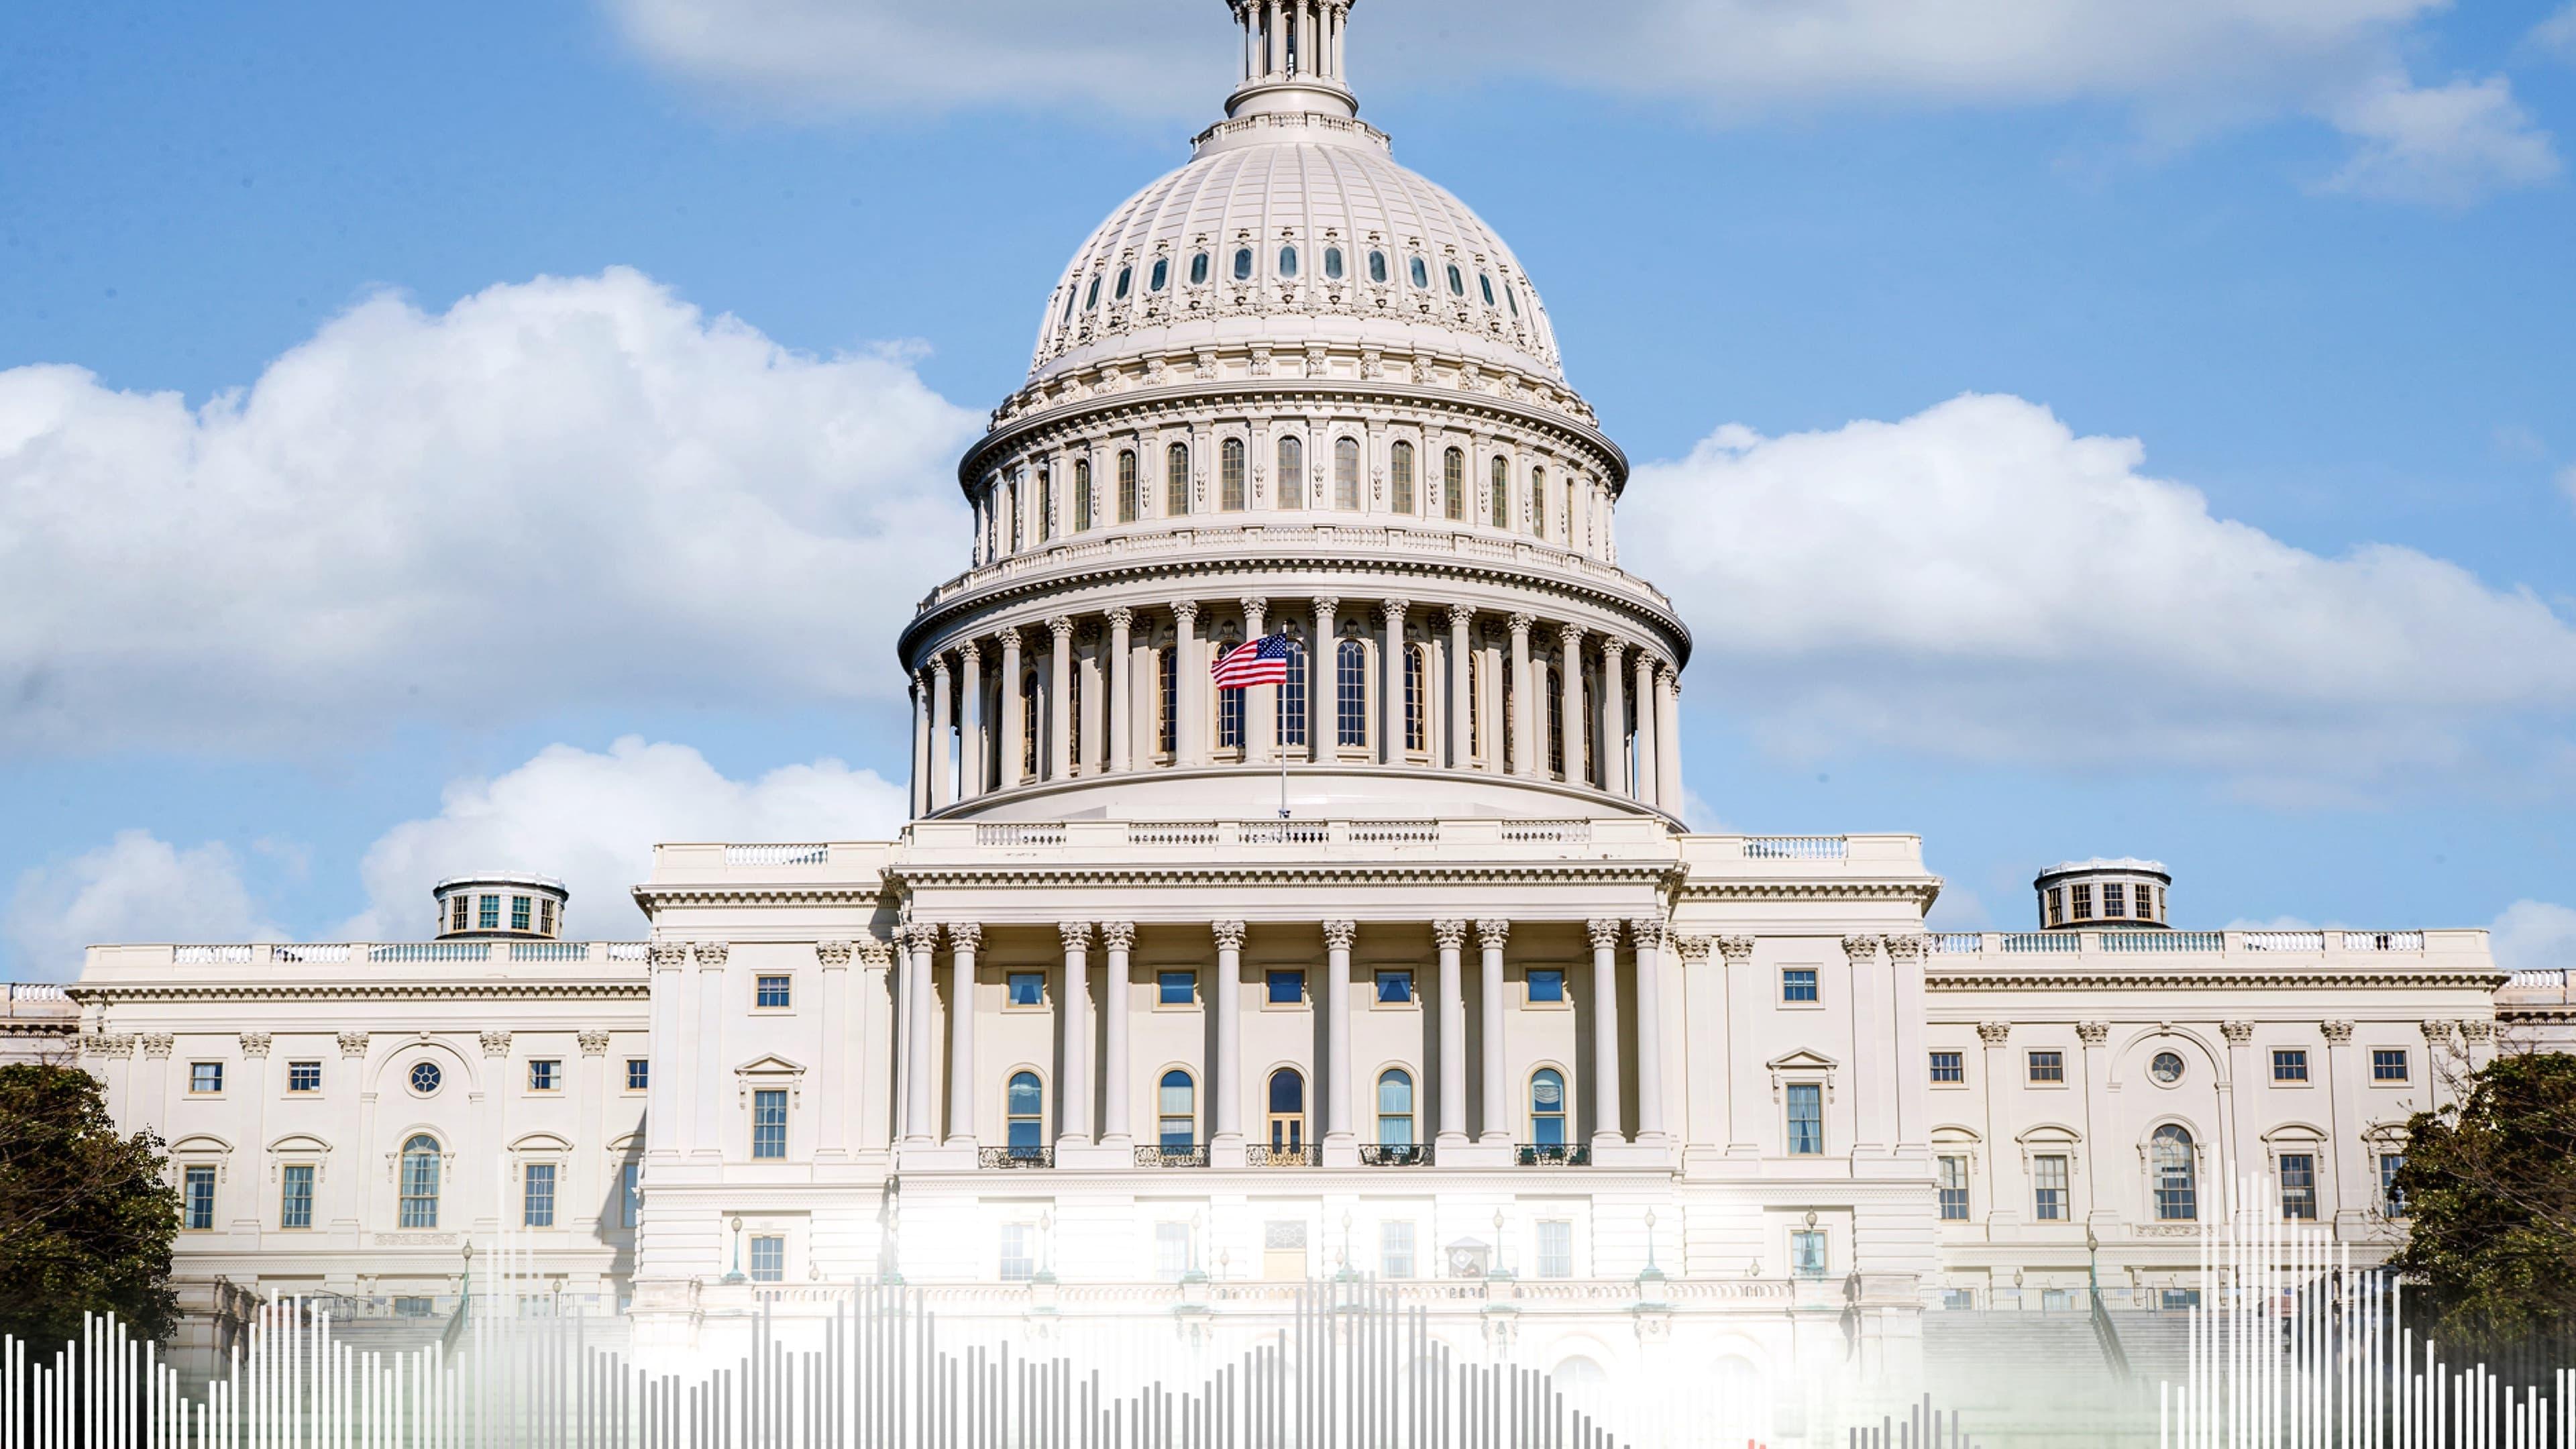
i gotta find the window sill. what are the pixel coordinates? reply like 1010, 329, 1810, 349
1520, 1000, 1572, 1011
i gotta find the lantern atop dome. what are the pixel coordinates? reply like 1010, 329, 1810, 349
1225, 0, 1359, 121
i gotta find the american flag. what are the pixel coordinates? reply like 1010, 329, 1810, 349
1210, 633, 1299, 689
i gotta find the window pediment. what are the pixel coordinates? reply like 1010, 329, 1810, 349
1766, 1049, 1839, 1102
735, 1053, 807, 1107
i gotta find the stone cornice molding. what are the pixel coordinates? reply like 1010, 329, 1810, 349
1321, 919, 1359, 950
74, 982, 653, 1006
1432, 919, 1468, 950
887, 861, 1678, 890
1675, 881, 1940, 906
1585, 918, 1622, 951
634, 885, 885, 910
1210, 920, 1248, 951
1099, 921, 1138, 951
1929, 970, 2498, 991
1474, 918, 1510, 949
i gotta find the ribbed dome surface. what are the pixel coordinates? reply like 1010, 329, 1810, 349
1030, 117, 1562, 385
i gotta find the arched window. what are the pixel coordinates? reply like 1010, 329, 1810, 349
399, 1134, 441, 1228
1158, 1070, 1196, 1149
1021, 672, 1040, 778
1490, 456, 1509, 528
1442, 447, 1464, 520
1232, 247, 1254, 282
1367, 250, 1387, 284
1468, 652, 1483, 760
1529, 465, 1547, 537
1278, 629, 1309, 749
1084, 276, 1102, 311
1007, 477, 1023, 552
1157, 646, 1177, 755
1037, 470, 1055, 543
1479, 273, 1496, 307
1149, 257, 1169, 292
1333, 437, 1360, 511
1505, 283, 1521, 318
1073, 458, 1093, 532
1377, 1069, 1415, 1146
1006, 1071, 1045, 1159
1546, 665, 1564, 778
1216, 639, 1244, 751
1279, 245, 1299, 278
2152, 1126, 2198, 1220
1117, 449, 1139, 524
1166, 441, 1190, 517
1336, 637, 1368, 747
1403, 644, 1427, 752
1275, 433, 1303, 510
1267, 1069, 1306, 1152
1114, 266, 1132, 301
1189, 252, 1210, 286
1446, 264, 1466, 297
1409, 256, 1430, 290
1389, 441, 1415, 514
1221, 437, 1248, 512
1323, 246, 1344, 280
1068, 665, 1082, 767
1529, 1070, 1566, 1146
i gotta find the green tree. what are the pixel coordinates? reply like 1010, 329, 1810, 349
2390, 1051, 2576, 1346
0, 1062, 180, 1347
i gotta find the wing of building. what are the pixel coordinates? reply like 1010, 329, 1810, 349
52, 0, 2528, 1417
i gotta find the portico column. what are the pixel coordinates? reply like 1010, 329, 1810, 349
944, 924, 980, 1146
930, 657, 955, 809
1507, 614, 1536, 775
1476, 919, 1509, 1144
1976, 1023, 2013, 1226
1323, 920, 1357, 1155
1212, 921, 1247, 1157
1100, 922, 1136, 1148
1586, 919, 1625, 1145
1434, 920, 1469, 1146
1105, 608, 1134, 773
1845, 934, 1889, 1157
1059, 922, 1095, 1144
909, 672, 930, 817
1173, 602, 1205, 767
998, 627, 1027, 789
1446, 606, 1473, 769
1308, 597, 1338, 761
1048, 617, 1075, 780
1379, 600, 1409, 763
903, 925, 936, 1144
1241, 597, 1274, 764
2222, 1020, 2259, 1187
1628, 917, 1667, 1142
1597, 637, 1628, 796
2322, 1021, 2367, 1225
1631, 651, 1659, 808
959, 642, 985, 798
1717, 936, 1757, 1155
1655, 663, 1683, 808
1558, 625, 1588, 786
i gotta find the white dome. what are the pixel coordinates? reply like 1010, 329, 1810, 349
1030, 114, 1564, 386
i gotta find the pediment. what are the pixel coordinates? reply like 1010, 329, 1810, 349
733, 1053, 806, 1077
1764, 1049, 1839, 1073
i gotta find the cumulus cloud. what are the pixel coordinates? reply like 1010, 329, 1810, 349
2534, 4, 2576, 57
0, 268, 979, 755
2317, 74, 2562, 204
2492, 900, 2576, 975
337, 737, 908, 941
1621, 393, 2576, 786
4, 831, 281, 979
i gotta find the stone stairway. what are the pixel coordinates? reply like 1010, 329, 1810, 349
1920, 1311, 2173, 1447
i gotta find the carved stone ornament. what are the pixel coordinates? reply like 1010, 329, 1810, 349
2420, 1019, 2456, 1042
815, 941, 855, 969
1882, 934, 1929, 963
650, 943, 690, 971
1099, 921, 1138, 952
2320, 1020, 2355, 1044
1321, 920, 1359, 951
1432, 920, 1469, 950
1059, 920, 1095, 952
1671, 934, 1711, 965
239, 1032, 272, 1058
1628, 916, 1668, 951
1714, 936, 1756, 965
80, 1032, 136, 1059
692, 941, 730, 969
1841, 935, 1882, 967
1211, 920, 1248, 951
579, 1030, 613, 1057
947, 922, 984, 953
1976, 1022, 2012, 1046
2459, 1019, 2495, 1043
338, 1031, 370, 1059
1586, 919, 1623, 951
480, 1031, 512, 1059
1474, 918, 1511, 949
857, 939, 896, 971
140, 1034, 174, 1059
2220, 1021, 2255, 1046
2076, 1022, 2110, 1046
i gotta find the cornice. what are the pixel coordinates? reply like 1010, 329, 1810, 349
1927, 969, 2510, 991
887, 861, 1682, 891
633, 885, 887, 911
66, 982, 651, 1004
1676, 881, 1941, 906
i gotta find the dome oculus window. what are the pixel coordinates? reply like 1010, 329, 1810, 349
1408, 256, 1430, 289
1446, 264, 1465, 297
1114, 266, 1132, 301
1324, 246, 1344, 280
1479, 273, 1496, 306
408, 1061, 443, 1095
1278, 245, 1299, 278
1189, 252, 1210, 286
2149, 1051, 2186, 1085
1149, 258, 1169, 292
1367, 250, 1388, 284
1232, 248, 1254, 282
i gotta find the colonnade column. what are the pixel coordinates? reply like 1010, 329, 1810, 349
1631, 651, 1659, 808
1048, 617, 1075, 780
909, 673, 930, 817
1434, 920, 1469, 1146
1586, 920, 1625, 1146
1100, 922, 1136, 1147
2221, 1020, 2258, 1187
944, 924, 979, 1146
1174, 603, 1205, 767
1211, 921, 1247, 1161
930, 657, 955, 809
1717, 936, 1757, 1155
1558, 625, 1588, 786
959, 642, 985, 799
1309, 597, 1337, 761
1379, 600, 1409, 763
1655, 663, 1683, 808
1508, 614, 1536, 777
902, 925, 936, 1144
1844, 934, 1888, 1157
1060, 922, 1094, 1144
2321, 1021, 2365, 1224
1322, 920, 1357, 1163
1105, 608, 1134, 773
998, 627, 1026, 789
1629, 917, 1666, 1142
1446, 606, 1473, 769
1476, 919, 1509, 1144
1597, 637, 1628, 797
1242, 598, 1274, 763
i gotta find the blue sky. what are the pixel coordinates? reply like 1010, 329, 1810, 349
3, 0, 2573, 975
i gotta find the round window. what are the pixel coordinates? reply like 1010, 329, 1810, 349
2149, 1052, 2185, 1085
409, 1061, 443, 1095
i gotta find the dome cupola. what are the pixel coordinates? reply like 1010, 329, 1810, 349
1223, 0, 1358, 123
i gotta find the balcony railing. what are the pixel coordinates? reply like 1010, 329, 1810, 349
1930, 929, 2452, 959
978, 1146, 1055, 1170
1246, 1144, 1321, 1167
1358, 1144, 1434, 1167
1515, 1143, 1591, 1167
1134, 1143, 1208, 1168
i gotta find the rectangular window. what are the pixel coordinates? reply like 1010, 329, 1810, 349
280, 1165, 314, 1230
1008, 972, 1046, 1007
511, 896, 533, 932
1155, 1222, 1191, 1282
1266, 969, 1305, 1005
1335, 638, 1367, 747
2046, 888, 2063, 926
1381, 1220, 1417, 1280
394, 1297, 433, 1318
621, 1161, 641, 1229
1941, 1289, 1974, 1311
2162, 1289, 2202, 1311
1535, 1220, 1573, 1279
189, 1062, 223, 1094
626, 1059, 649, 1091
183, 1165, 215, 1230
1158, 970, 1196, 1006
527, 1059, 559, 1092
1375, 969, 1415, 1004
2372, 1049, 2409, 1082
287, 1061, 322, 1093
2380, 1153, 2407, 1216
2273, 1049, 2310, 1082
1790, 1230, 1826, 1277
749, 1235, 785, 1283
539, 898, 557, 935
1490, 455, 1509, 529
752, 1089, 788, 1159
1929, 1051, 1964, 1084
1786, 1083, 1824, 1155
2043, 1289, 2075, 1312
523, 1163, 556, 1228
450, 895, 470, 933
478, 894, 501, 930
1527, 968, 1565, 1004
755, 975, 793, 1009
1157, 648, 1177, 754
1937, 1155, 1969, 1221
2033, 1155, 2070, 1221
2279, 1154, 2317, 1221
2102, 882, 2125, 918
1781, 967, 1819, 1004
1216, 643, 1245, 749
2027, 1051, 2065, 1083
1117, 449, 1138, 524
1167, 442, 1189, 517
1333, 437, 1360, 511
2070, 884, 2092, 920
1443, 447, 1464, 519
1000, 1224, 1034, 1282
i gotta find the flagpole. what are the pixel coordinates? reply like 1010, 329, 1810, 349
1278, 637, 1292, 818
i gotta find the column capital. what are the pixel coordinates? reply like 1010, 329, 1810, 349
1172, 600, 1200, 625
1380, 598, 1410, 623
1212, 920, 1247, 950
1047, 615, 1075, 643
1557, 622, 1587, 649
579, 1029, 614, 1057
1104, 605, 1134, 631
1099, 921, 1138, 951
1310, 594, 1339, 615
2075, 1021, 2110, 1046
1656, 659, 1679, 687
958, 638, 981, 665
2320, 1020, 2356, 1044
947, 921, 984, 952
2220, 1020, 2256, 1046
930, 655, 952, 682
649, 943, 692, 971
1239, 596, 1269, 622
896, 921, 938, 953
993, 624, 1024, 651
1672, 934, 1711, 964
337, 1030, 370, 1059
815, 940, 855, 968
239, 1031, 272, 1059
1839, 934, 1880, 967
1446, 602, 1475, 630
1058, 920, 1095, 952
1597, 633, 1628, 660
1976, 1021, 2012, 1046
1882, 934, 1929, 963
480, 1030, 512, 1059
858, 939, 896, 971
1432, 919, 1469, 950
693, 941, 731, 968
1586, 918, 1623, 951
1714, 934, 1756, 965
1507, 612, 1536, 639
1627, 916, 1667, 949
1322, 919, 1358, 951
1475, 918, 1511, 949
2418, 1018, 2455, 1043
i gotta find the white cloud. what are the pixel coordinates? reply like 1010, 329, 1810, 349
0, 268, 979, 754
1621, 393, 2576, 786
2534, 4, 2576, 57
2318, 74, 2562, 205
4, 831, 280, 980
2491, 899, 2576, 974
337, 737, 908, 941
